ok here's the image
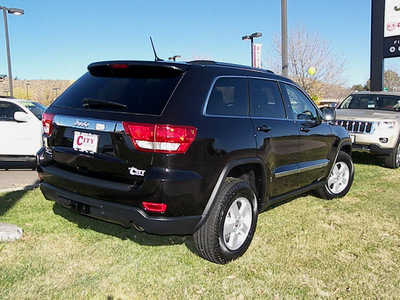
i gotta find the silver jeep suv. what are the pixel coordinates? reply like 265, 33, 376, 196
336, 91, 400, 168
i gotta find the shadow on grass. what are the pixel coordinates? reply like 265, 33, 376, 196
0, 190, 30, 217
52, 203, 196, 252
351, 152, 386, 167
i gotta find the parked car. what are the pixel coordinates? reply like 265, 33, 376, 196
0, 98, 46, 162
37, 60, 354, 264
336, 91, 400, 168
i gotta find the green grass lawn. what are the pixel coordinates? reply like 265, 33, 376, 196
1, 153, 400, 299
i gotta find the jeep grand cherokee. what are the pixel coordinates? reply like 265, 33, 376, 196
336, 91, 400, 168
37, 60, 354, 264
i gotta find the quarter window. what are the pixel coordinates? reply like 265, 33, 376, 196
206, 77, 248, 116
249, 79, 285, 118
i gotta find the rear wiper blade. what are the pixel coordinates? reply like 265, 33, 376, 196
82, 98, 127, 109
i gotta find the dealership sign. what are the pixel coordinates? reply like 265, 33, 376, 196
384, 0, 400, 57
385, 0, 400, 37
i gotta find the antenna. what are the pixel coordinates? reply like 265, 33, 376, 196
150, 37, 163, 62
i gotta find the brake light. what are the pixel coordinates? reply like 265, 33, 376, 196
109, 63, 129, 69
42, 112, 55, 135
122, 122, 197, 154
142, 202, 167, 213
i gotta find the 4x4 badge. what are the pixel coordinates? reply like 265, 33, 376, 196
129, 166, 146, 177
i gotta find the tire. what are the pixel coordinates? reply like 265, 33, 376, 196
193, 178, 258, 264
317, 151, 354, 200
384, 138, 400, 169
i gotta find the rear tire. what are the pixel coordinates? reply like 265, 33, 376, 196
384, 138, 400, 169
193, 178, 258, 264
317, 151, 354, 200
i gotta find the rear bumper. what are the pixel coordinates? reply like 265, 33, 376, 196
40, 182, 202, 235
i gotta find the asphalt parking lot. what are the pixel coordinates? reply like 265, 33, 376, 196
0, 162, 39, 193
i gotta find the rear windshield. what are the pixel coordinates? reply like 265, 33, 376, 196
338, 94, 400, 111
52, 70, 183, 115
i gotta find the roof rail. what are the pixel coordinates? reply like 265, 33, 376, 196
188, 60, 274, 74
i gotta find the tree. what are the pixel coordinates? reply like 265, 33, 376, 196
384, 69, 400, 91
268, 24, 346, 98
360, 69, 400, 92
351, 84, 365, 92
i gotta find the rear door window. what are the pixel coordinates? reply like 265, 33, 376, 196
249, 79, 286, 118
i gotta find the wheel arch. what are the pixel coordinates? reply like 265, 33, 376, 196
339, 141, 352, 156
193, 158, 266, 233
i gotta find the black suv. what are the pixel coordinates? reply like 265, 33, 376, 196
37, 60, 354, 264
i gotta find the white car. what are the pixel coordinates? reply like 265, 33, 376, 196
0, 98, 46, 161
336, 92, 400, 168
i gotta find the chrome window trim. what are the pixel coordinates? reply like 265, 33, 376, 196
203, 75, 288, 120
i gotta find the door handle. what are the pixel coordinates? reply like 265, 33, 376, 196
257, 125, 272, 132
300, 127, 310, 133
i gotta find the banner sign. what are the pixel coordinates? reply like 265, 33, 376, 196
253, 44, 262, 68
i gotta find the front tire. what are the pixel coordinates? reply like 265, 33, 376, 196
317, 151, 354, 199
193, 178, 258, 264
384, 138, 400, 169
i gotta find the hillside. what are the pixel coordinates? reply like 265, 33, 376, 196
0, 79, 74, 105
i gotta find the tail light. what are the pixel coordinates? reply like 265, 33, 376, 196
122, 122, 197, 154
142, 202, 167, 213
42, 112, 55, 136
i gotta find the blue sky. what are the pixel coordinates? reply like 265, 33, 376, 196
0, 0, 390, 87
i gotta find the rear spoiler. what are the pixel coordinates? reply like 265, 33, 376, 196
88, 61, 189, 78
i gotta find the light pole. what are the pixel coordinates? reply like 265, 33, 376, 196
0, 6, 24, 98
281, 0, 288, 77
242, 32, 262, 67
53, 87, 60, 99
168, 55, 181, 62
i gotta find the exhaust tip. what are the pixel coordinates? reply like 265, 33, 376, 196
132, 223, 144, 232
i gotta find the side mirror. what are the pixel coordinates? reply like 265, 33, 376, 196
14, 111, 30, 122
321, 107, 336, 121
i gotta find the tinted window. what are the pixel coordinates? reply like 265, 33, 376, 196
249, 79, 285, 118
52, 71, 183, 115
0, 102, 23, 122
20, 101, 46, 120
206, 77, 248, 116
283, 84, 318, 121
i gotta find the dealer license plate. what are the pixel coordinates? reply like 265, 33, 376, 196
73, 131, 99, 154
